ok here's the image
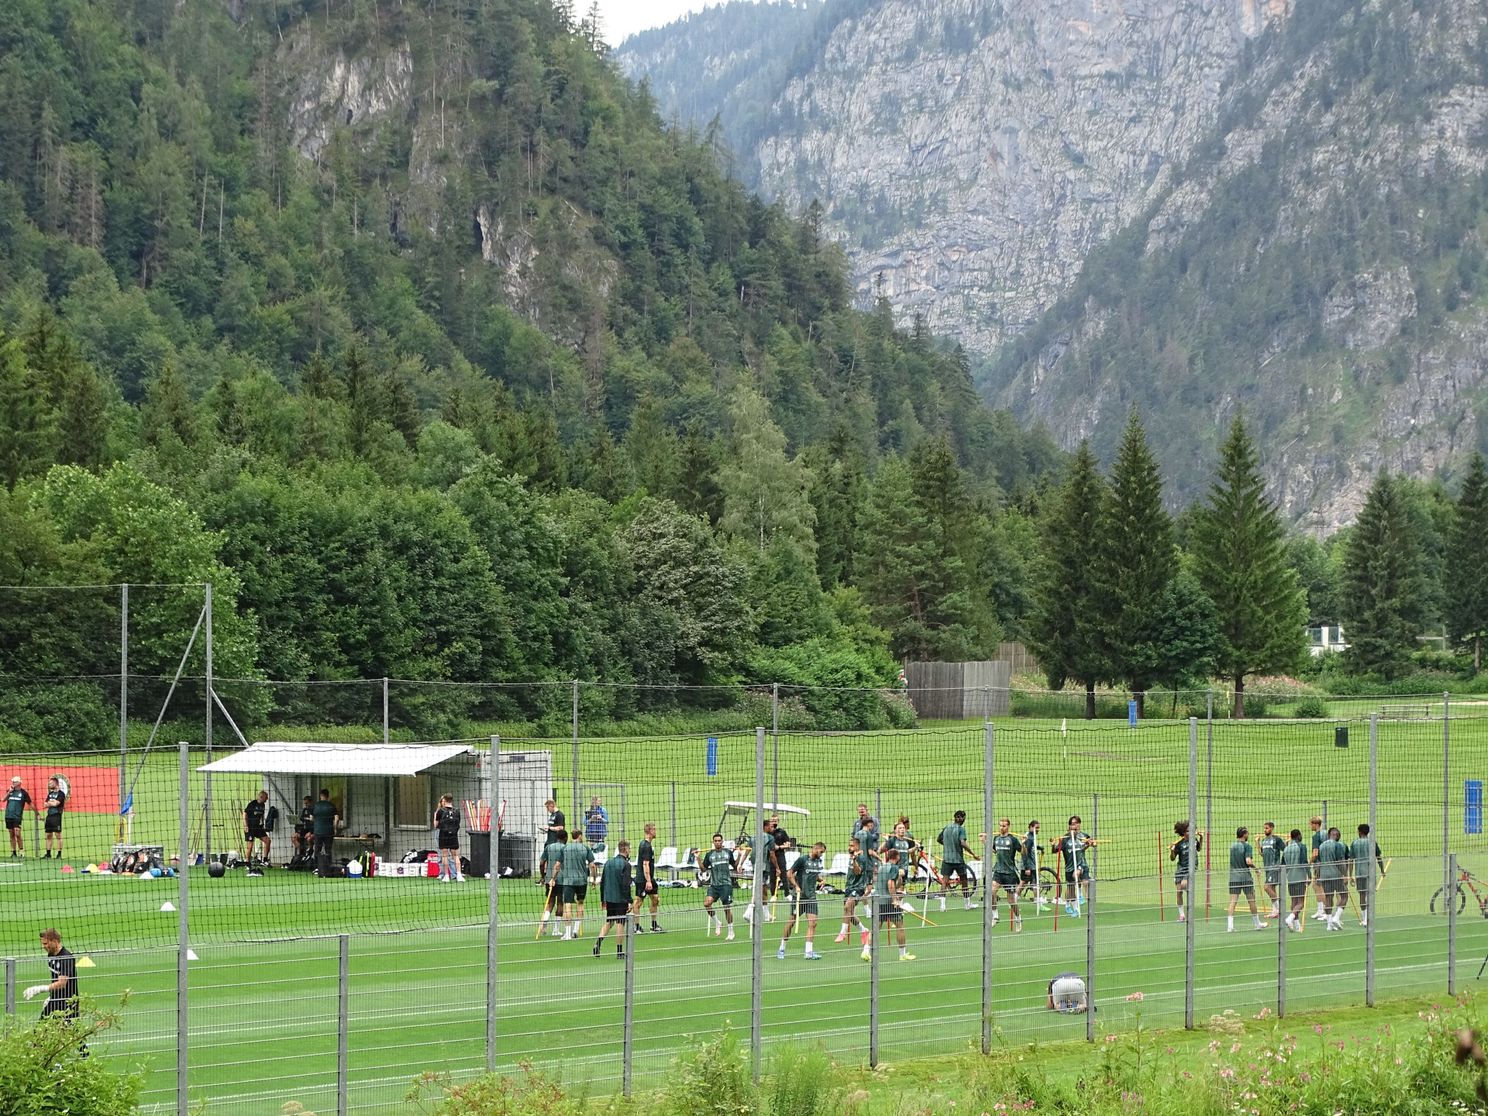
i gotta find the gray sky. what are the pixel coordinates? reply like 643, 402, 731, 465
599, 0, 750, 45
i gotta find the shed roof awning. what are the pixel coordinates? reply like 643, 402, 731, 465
197, 742, 473, 776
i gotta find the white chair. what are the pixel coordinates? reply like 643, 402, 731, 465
656, 846, 681, 883
825, 852, 850, 879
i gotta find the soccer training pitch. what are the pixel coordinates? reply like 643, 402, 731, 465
2, 712, 1486, 1114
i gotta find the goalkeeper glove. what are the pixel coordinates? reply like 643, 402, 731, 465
23, 985, 48, 1001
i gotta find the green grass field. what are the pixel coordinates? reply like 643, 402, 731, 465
3, 713, 1487, 1113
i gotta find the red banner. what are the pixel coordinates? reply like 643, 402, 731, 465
0, 765, 120, 814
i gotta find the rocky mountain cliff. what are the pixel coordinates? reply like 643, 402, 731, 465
621, 0, 1488, 527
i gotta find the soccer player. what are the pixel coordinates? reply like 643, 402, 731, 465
854, 814, 880, 856
1054, 815, 1094, 916
1282, 828, 1309, 931
42, 776, 65, 859
243, 790, 269, 865
584, 796, 609, 854
1258, 821, 1285, 918
311, 788, 338, 877
883, 820, 924, 911
433, 794, 464, 882
594, 839, 632, 958
1308, 815, 1327, 920
558, 829, 596, 940
538, 827, 567, 936
851, 803, 878, 850
870, 847, 914, 962
27, 929, 79, 1024
835, 836, 873, 946
1021, 820, 1047, 910
987, 817, 1023, 931
292, 795, 314, 863
1350, 823, 1385, 927
6, 776, 31, 858
1317, 826, 1349, 930
1225, 826, 1267, 932
937, 810, 982, 912
778, 841, 825, 960
543, 799, 567, 847
1170, 820, 1202, 923
701, 833, 739, 940
632, 822, 664, 933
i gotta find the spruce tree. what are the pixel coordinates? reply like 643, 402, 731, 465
1027, 441, 1110, 718
1100, 410, 1176, 716
1340, 473, 1426, 678
1447, 453, 1488, 672
1191, 415, 1307, 716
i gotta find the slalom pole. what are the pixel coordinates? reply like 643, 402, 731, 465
1157, 831, 1166, 922
1052, 846, 1062, 933
1203, 830, 1211, 922
535, 879, 555, 940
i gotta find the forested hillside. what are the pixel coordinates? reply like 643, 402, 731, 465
0, 0, 1062, 741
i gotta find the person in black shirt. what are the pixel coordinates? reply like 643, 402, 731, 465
292, 795, 315, 862
6, 776, 31, 858
42, 777, 65, 859
243, 790, 269, 864
433, 794, 464, 882
632, 822, 665, 933
28, 928, 79, 1021
311, 789, 339, 877
543, 799, 567, 846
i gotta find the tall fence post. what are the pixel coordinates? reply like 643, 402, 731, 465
669, 781, 677, 848
1205, 691, 1213, 923
623, 909, 635, 1097
1444, 692, 1452, 935
487, 735, 500, 1073
4, 958, 13, 1015
869, 879, 880, 1068
751, 726, 765, 1083
1367, 714, 1378, 1007
1086, 792, 1097, 1043
382, 677, 389, 746
771, 683, 780, 810
119, 582, 128, 811
203, 583, 213, 860
981, 722, 994, 1055
1449, 852, 1459, 996
571, 682, 580, 824
1277, 880, 1286, 1019
177, 742, 190, 1116
337, 934, 349, 1116
1185, 718, 1197, 1029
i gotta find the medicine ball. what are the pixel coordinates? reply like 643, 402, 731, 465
207, 861, 226, 879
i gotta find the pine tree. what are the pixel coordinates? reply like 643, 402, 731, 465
1447, 453, 1488, 672
718, 384, 815, 555
1100, 410, 1176, 717
1027, 441, 1110, 718
1340, 473, 1426, 679
1191, 415, 1308, 716
0, 333, 57, 489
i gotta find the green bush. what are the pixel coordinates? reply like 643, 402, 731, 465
0, 683, 116, 752
764, 1045, 844, 1116
0, 1009, 140, 1116
665, 1029, 758, 1116
1294, 696, 1330, 718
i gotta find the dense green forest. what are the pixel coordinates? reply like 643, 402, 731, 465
0, 0, 1066, 741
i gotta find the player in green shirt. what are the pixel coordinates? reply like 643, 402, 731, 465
1054, 815, 1095, 917
1225, 826, 1267, 932
1281, 829, 1309, 932
835, 836, 874, 947
593, 840, 633, 958
778, 842, 826, 960
538, 835, 566, 937
746, 823, 781, 927
1317, 826, 1350, 931
885, 819, 929, 917
558, 830, 597, 940
1308, 815, 1327, 920
987, 817, 1024, 931
1350, 823, 1386, 927
701, 833, 740, 941
1169, 820, 1202, 924
867, 848, 914, 962
937, 810, 983, 912
1257, 821, 1285, 919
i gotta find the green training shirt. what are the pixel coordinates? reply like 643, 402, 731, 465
702, 847, 734, 887
874, 861, 900, 900
1317, 838, 1347, 880
939, 823, 967, 865
559, 841, 595, 885
793, 854, 822, 900
1228, 841, 1254, 885
1258, 833, 1284, 868
601, 855, 631, 904
1056, 833, 1090, 873
1349, 837, 1382, 879
1282, 840, 1308, 884
846, 851, 872, 892
991, 833, 1020, 876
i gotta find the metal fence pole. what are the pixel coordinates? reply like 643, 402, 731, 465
1086, 792, 1097, 1043
981, 723, 993, 1055
337, 934, 349, 1116
1367, 714, 1378, 1007
571, 682, 580, 824
177, 742, 190, 1116
487, 735, 500, 1073
1186, 718, 1197, 1029
771, 683, 779, 810
869, 892, 880, 1068
623, 910, 636, 1097
4, 958, 13, 1015
203, 584, 213, 861
669, 781, 677, 849
1449, 852, 1458, 997
1277, 884, 1286, 1019
1444, 693, 1452, 931
382, 677, 389, 746
751, 726, 765, 1083
119, 583, 128, 811
1205, 691, 1213, 923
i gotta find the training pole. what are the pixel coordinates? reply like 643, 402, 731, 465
1156, 831, 1165, 921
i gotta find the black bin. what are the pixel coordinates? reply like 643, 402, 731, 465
468, 830, 491, 878
499, 833, 534, 878
1334, 725, 1348, 748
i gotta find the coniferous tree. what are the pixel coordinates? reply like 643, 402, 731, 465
1100, 410, 1175, 716
1191, 416, 1308, 716
1027, 441, 1110, 718
1447, 453, 1488, 672
1340, 473, 1426, 678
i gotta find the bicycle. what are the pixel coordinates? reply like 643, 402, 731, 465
1429, 865, 1488, 918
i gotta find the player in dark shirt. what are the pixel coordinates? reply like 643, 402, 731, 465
543, 799, 567, 846
6, 776, 31, 858
243, 790, 269, 864
42, 777, 66, 859
292, 796, 315, 862
30, 928, 79, 1021
433, 794, 464, 882
311, 789, 339, 877
632, 822, 664, 933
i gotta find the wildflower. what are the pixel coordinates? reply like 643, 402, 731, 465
1125, 991, 1144, 1002
1219, 1067, 1236, 1079
1230, 1041, 1242, 1053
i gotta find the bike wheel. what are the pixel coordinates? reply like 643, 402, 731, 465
1429, 884, 1467, 916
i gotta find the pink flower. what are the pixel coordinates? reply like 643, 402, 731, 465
1219, 1067, 1236, 1079
1126, 991, 1145, 1002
